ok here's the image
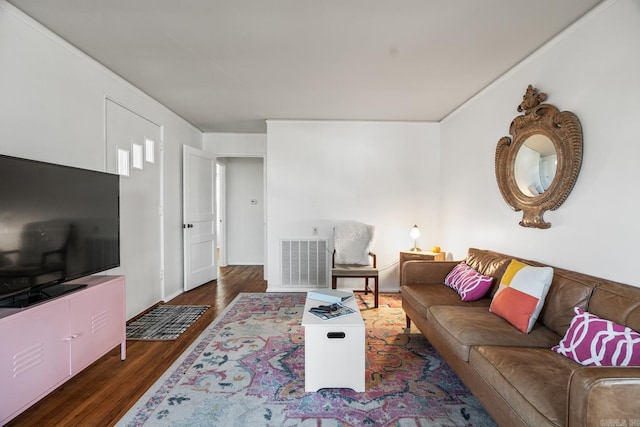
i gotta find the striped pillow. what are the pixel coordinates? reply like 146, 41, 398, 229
444, 262, 493, 302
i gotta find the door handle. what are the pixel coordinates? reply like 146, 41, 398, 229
183, 224, 194, 228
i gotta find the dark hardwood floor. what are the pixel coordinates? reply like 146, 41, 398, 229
7, 265, 267, 427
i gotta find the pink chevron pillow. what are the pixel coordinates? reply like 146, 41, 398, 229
444, 262, 493, 302
552, 307, 640, 366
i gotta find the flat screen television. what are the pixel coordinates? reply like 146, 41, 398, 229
0, 154, 120, 308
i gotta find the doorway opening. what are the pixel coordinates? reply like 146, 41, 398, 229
216, 156, 265, 274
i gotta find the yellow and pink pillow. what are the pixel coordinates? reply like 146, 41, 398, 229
489, 259, 553, 333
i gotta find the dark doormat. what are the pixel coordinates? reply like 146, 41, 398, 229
126, 305, 209, 340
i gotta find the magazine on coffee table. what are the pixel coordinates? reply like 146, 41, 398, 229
308, 302, 357, 320
307, 288, 354, 304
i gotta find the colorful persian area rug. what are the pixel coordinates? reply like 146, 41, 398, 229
117, 293, 496, 426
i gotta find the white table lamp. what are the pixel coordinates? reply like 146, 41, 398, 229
410, 225, 421, 251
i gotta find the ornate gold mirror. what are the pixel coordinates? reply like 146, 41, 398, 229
496, 85, 582, 228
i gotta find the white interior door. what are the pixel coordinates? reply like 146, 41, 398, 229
183, 146, 217, 291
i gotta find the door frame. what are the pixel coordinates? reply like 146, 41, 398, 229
214, 154, 267, 280
216, 161, 227, 267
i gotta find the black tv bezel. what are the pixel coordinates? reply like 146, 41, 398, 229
0, 154, 121, 308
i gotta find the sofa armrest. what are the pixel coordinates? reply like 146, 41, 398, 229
567, 366, 640, 427
401, 260, 460, 286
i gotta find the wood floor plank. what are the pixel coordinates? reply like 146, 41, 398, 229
6, 265, 267, 427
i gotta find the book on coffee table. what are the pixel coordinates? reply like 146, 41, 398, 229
307, 289, 354, 304
308, 302, 357, 321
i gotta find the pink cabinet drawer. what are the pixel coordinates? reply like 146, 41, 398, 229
0, 299, 70, 422
69, 276, 126, 373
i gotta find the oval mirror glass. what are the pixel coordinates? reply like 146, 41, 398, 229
514, 134, 557, 197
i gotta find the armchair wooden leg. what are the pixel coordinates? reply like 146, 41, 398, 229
406, 315, 411, 329
374, 276, 379, 308
332, 276, 337, 290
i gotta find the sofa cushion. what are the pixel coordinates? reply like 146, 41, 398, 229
552, 307, 640, 366
465, 248, 512, 297
401, 283, 490, 322
538, 267, 597, 337
429, 305, 560, 362
588, 281, 640, 332
490, 260, 553, 333
470, 346, 579, 427
444, 262, 493, 301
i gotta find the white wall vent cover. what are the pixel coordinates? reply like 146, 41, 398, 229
280, 239, 329, 288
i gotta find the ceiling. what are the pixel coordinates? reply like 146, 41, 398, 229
7, 0, 603, 133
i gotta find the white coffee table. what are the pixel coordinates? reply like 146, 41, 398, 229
301, 292, 365, 392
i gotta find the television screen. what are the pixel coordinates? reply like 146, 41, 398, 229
0, 155, 120, 307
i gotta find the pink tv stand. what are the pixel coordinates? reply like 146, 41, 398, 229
0, 275, 126, 425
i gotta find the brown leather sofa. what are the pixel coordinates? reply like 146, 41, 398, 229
401, 248, 640, 427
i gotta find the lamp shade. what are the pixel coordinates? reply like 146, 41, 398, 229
410, 225, 421, 240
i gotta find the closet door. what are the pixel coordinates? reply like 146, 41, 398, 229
105, 99, 162, 318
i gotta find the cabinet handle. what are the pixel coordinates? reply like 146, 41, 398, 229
63, 334, 79, 341
327, 332, 346, 339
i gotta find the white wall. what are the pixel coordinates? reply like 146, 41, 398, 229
0, 2, 202, 317
266, 120, 440, 291
203, 133, 267, 156
440, 0, 640, 286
